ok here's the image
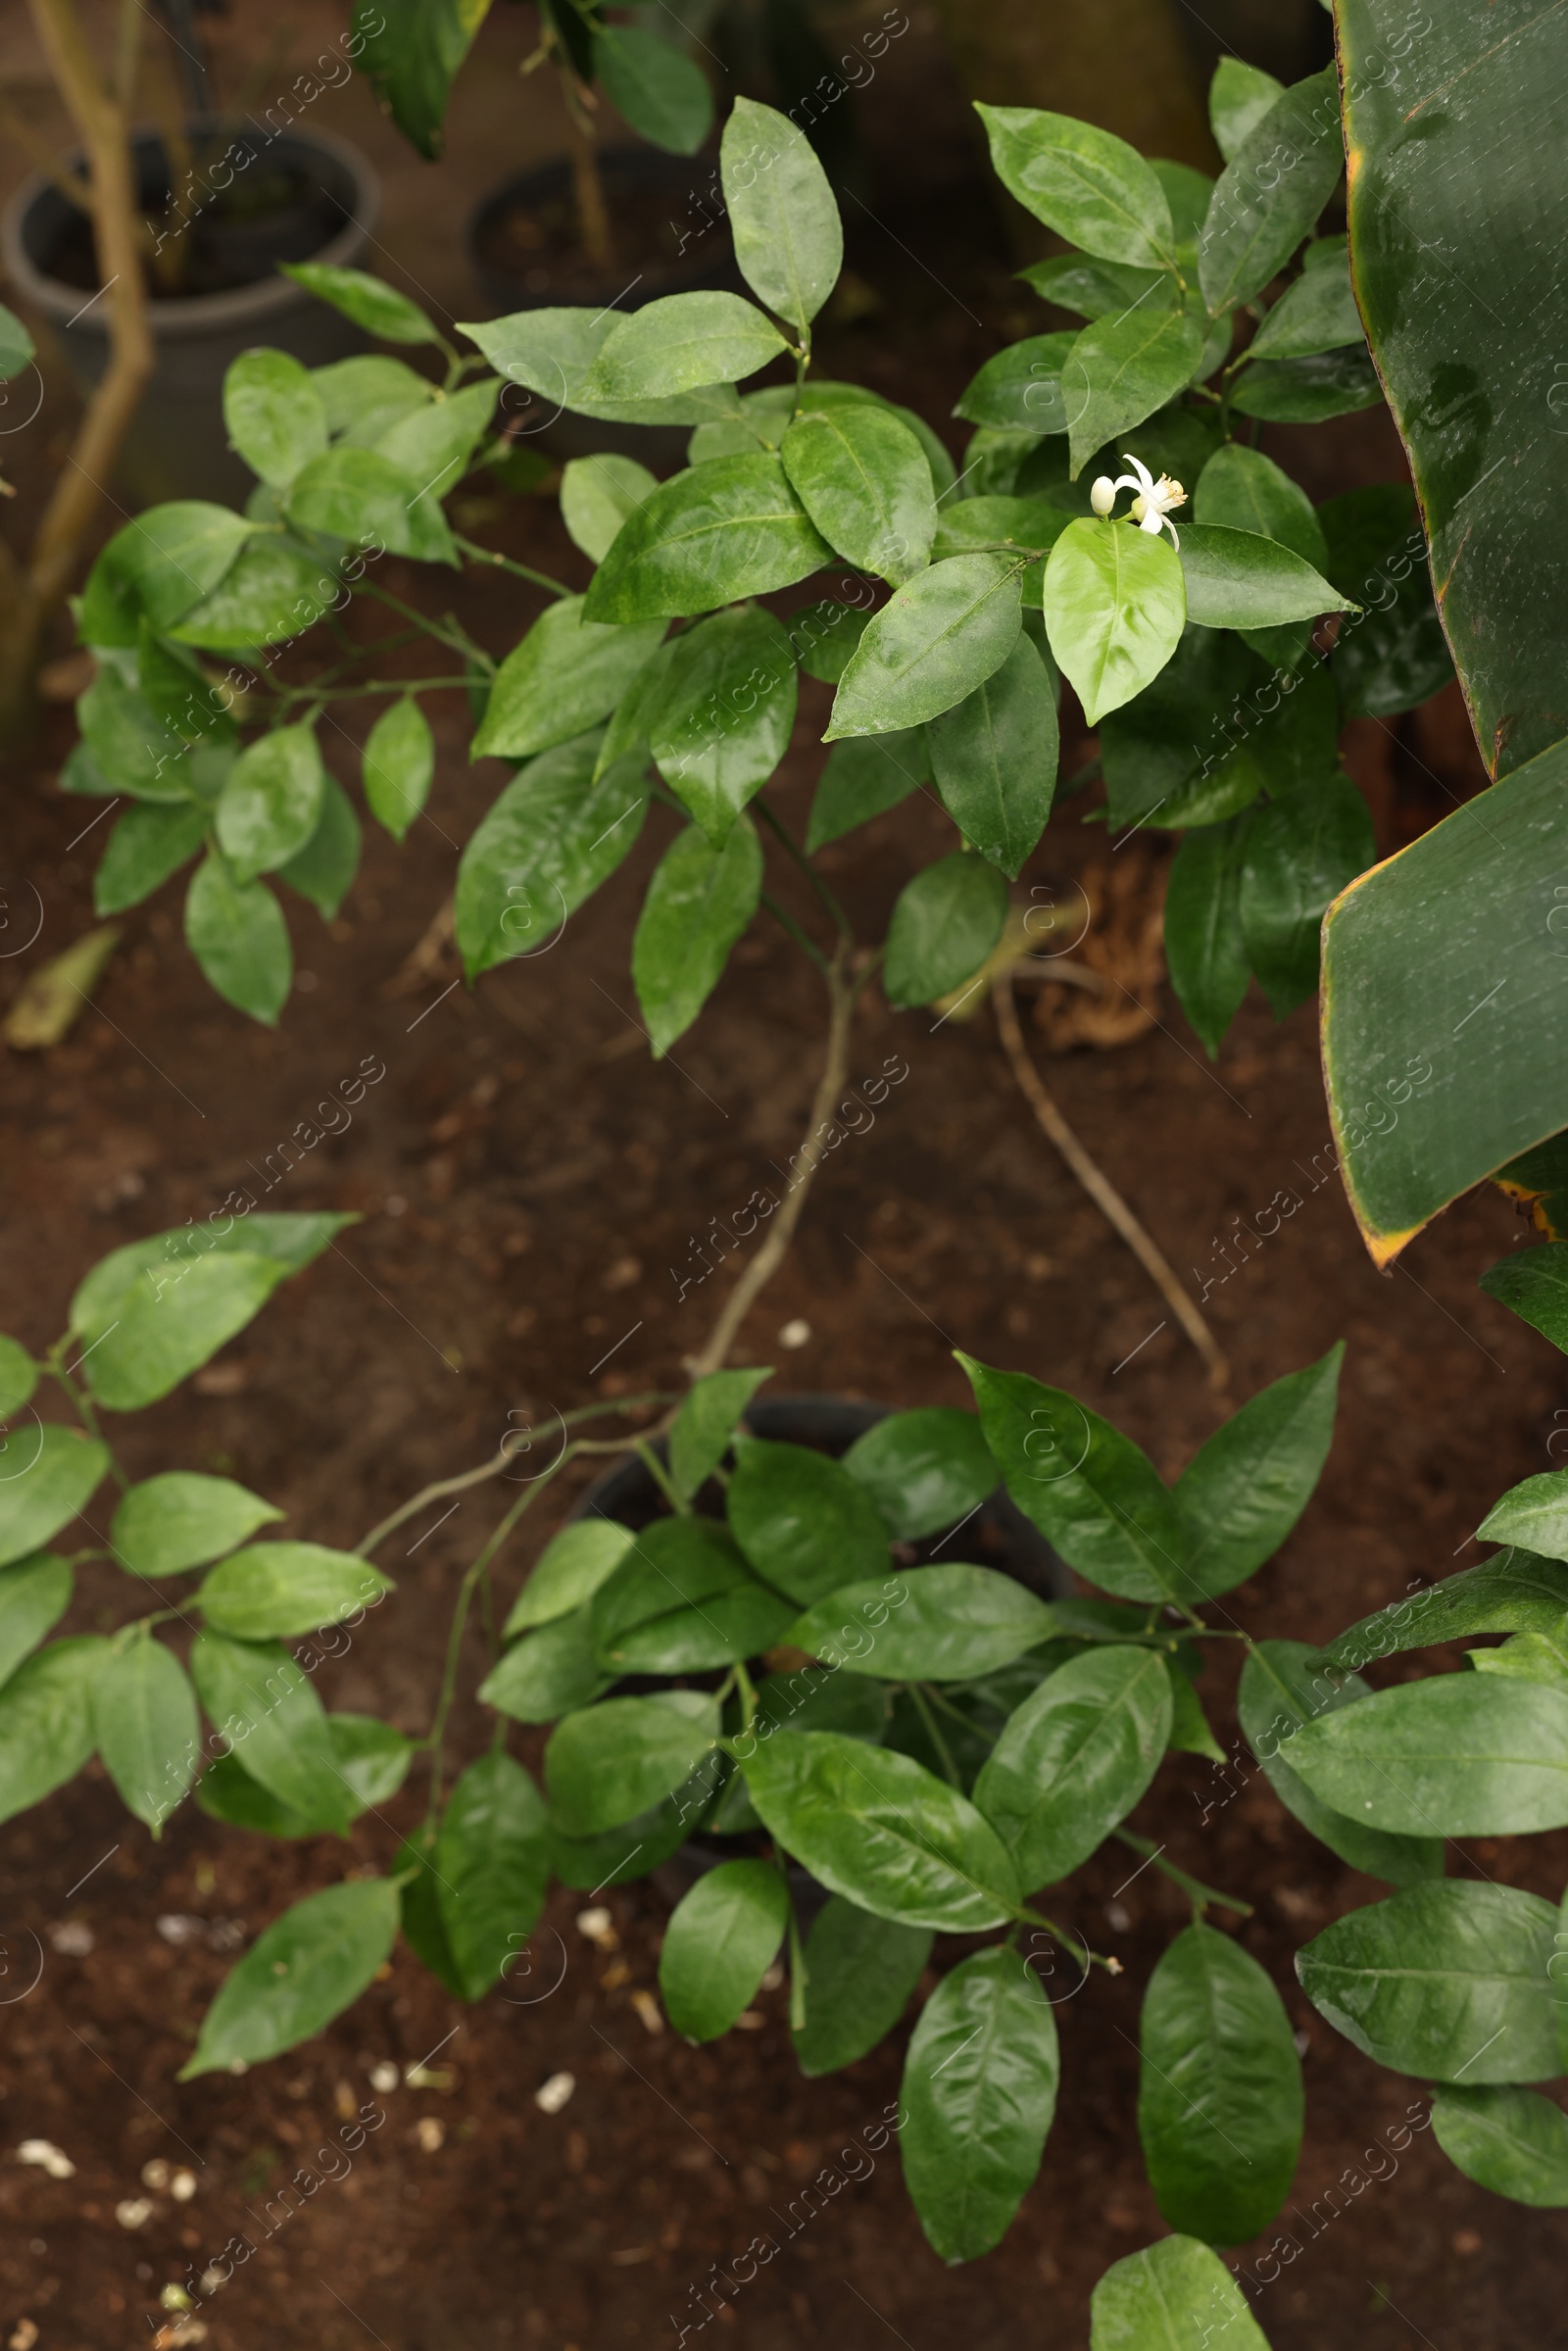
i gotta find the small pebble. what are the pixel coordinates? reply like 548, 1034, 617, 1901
575, 1906, 616, 1948
415, 2117, 445, 2153
9, 2322, 38, 2351
160, 2285, 194, 2314
368, 2061, 400, 2094
116, 2198, 154, 2230
48, 1922, 93, 1957
170, 2169, 197, 2202
778, 1319, 811, 1349
1104, 1902, 1132, 1932
141, 2160, 171, 2191
535, 2072, 575, 2115
759, 1964, 784, 1992
630, 1989, 664, 2036
1453, 2229, 1482, 2255
17, 2140, 74, 2180
198, 2269, 227, 2296
733, 2012, 764, 2032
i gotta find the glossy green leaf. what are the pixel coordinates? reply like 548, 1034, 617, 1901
928, 634, 1057, 879
461, 307, 743, 431
633, 819, 762, 1056
1470, 1621, 1568, 1695
828, 554, 1023, 738
954, 333, 1078, 434
1098, 622, 1258, 829
1017, 255, 1167, 321
668, 1368, 772, 1501
0, 1426, 109, 1568
436, 1751, 550, 2000
591, 1517, 794, 1673
1199, 67, 1343, 314
362, 696, 433, 841
77, 663, 200, 801
720, 95, 843, 332
1431, 2083, 1568, 2207
0, 1339, 37, 1420
1165, 1658, 1225, 1763
80, 503, 254, 642
583, 454, 829, 624
790, 1565, 1054, 1682
648, 605, 795, 844
659, 1858, 788, 2040
277, 774, 359, 919
1485, 1246, 1568, 1356
455, 737, 648, 979
189, 1630, 351, 1829
584, 294, 785, 407
1042, 518, 1184, 726
0, 1554, 71, 1690
1208, 58, 1285, 164
394, 1826, 464, 1993
314, 353, 432, 433
594, 23, 711, 155
1241, 773, 1375, 1017
479, 1607, 612, 1723
901, 1947, 1058, 2263
805, 729, 928, 852
1178, 521, 1348, 630
282, 445, 420, 555
959, 1357, 1192, 1605
545, 1692, 717, 1837
549, 1788, 697, 1889
726, 1437, 890, 1604
112, 1472, 282, 1578
1193, 445, 1328, 573
180, 1878, 399, 2078
793, 1896, 930, 2077
793, 598, 872, 685
214, 725, 324, 884
1174, 1346, 1341, 1594
1165, 816, 1252, 1056
196, 1543, 388, 1641
1063, 309, 1204, 479
560, 453, 657, 563
1138, 1922, 1301, 2245
93, 802, 207, 916
1230, 347, 1383, 422
976, 105, 1177, 269
1319, 484, 1451, 721
1238, 1640, 1443, 1884
1250, 253, 1361, 361
883, 852, 1007, 1011
352, 0, 492, 156
1478, 1474, 1568, 1562
93, 1636, 199, 1835
223, 349, 327, 490
0, 1639, 107, 1826
505, 1519, 636, 1635
474, 598, 664, 762
841, 1407, 997, 1542
282, 262, 438, 345
974, 1645, 1172, 1889
1287, 1672, 1568, 1837
92, 1230, 289, 1412
1091, 2235, 1271, 2351
1161, 657, 1340, 832
738, 1730, 1019, 1931
168, 537, 338, 652
1322, 1553, 1568, 1675
781, 404, 935, 585
1297, 1882, 1562, 2083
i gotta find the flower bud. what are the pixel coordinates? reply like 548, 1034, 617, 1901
1090, 476, 1116, 516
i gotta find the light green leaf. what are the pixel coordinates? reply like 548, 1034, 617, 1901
200, 1713, 410, 1837
0, 302, 35, 379
1250, 252, 1362, 360
560, 453, 658, 563
0, 1554, 72, 1690
0, 1426, 109, 1567
1041, 518, 1185, 726
883, 852, 1008, 1011
1431, 2083, 1568, 2207
313, 353, 433, 432
1200, 68, 1344, 315
94, 1636, 199, 1834
667, 1369, 772, 1502
1091, 2236, 1272, 2351
544, 1692, 717, 1836
1238, 1639, 1444, 1884
505, 1519, 636, 1635
1193, 444, 1328, 571
197, 1543, 389, 1641
459, 307, 744, 429
976, 105, 1176, 269
455, 736, 649, 979
720, 95, 843, 332
436, 1751, 550, 2000
828, 554, 1023, 738
222, 349, 327, 490
180, 1879, 400, 2077
583, 293, 786, 405
1178, 519, 1348, 629
791, 1564, 1055, 1681
167, 537, 337, 652
805, 729, 927, 853
0, 1339, 37, 1419
1173, 1346, 1342, 1595
93, 803, 208, 916
215, 725, 324, 884
1287, 1672, 1568, 1837
781, 403, 936, 584
1208, 58, 1285, 164
80, 503, 254, 641
479, 1607, 612, 1723
901, 1947, 1059, 2262
583, 454, 830, 623
594, 23, 711, 155
842, 1407, 997, 1542
362, 696, 433, 841
954, 333, 1078, 434
632, 818, 762, 1055
648, 604, 796, 845
282, 444, 423, 555
112, 1473, 283, 1577
1063, 309, 1204, 478
727, 1438, 890, 1605
928, 634, 1058, 879
473, 598, 665, 761
974, 1645, 1172, 1887
659, 1858, 788, 2040
277, 774, 360, 920
590, 1518, 794, 1673
281, 263, 439, 345
189, 1629, 350, 1828
0, 1638, 107, 1825
1480, 1473, 1568, 1562
373, 376, 499, 505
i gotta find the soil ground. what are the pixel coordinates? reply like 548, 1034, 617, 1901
2, 9, 1565, 2350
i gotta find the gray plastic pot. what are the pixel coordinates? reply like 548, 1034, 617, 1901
2, 121, 379, 507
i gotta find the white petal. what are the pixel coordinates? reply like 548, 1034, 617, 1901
1122, 454, 1155, 493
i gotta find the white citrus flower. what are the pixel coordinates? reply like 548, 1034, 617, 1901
1090, 454, 1188, 547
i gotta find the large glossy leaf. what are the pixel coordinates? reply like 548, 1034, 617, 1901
455, 737, 648, 979
1138, 1923, 1302, 2244
927, 635, 1058, 880
1199, 68, 1343, 315
632, 819, 762, 1056
0, 1554, 73, 1690
436, 1751, 550, 2000
1237, 1641, 1444, 1885
1178, 522, 1349, 629
1431, 2083, 1568, 2207
726, 1438, 890, 1605
720, 97, 842, 333
1296, 1882, 1562, 2083
594, 24, 711, 156
1091, 2236, 1271, 2351
659, 1858, 788, 2040
841, 1407, 997, 1542
781, 403, 934, 585
827, 555, 1024, 738
93, 1637, 199, 1834
1286, 1673, 1568, 1837
647, 605, 796, 845
1172, 1347, 1341, 1595
223, 349, 327, 490
1208, 59, 1285, 166
973, 1645, 1172, 1889
1241, 774, 1375, 1018
901, 1948, 1058, 2263
976, 106, 1177, 269
479, 1608, 612, 1722
1063, 309, 1204, 479
1322, 1552, 1568, 1672
180, 1879, 399, 2077
582, 455, 830, 623
196, 1543, 388, 1641
590, 1517, 794, 1673
0, 1426, 108, 1567
0, 1639, 107, 1826
1340, 0, 1568, 776
738, 1731, 1019, 1931
545, 1692, 717, 1837
789, 1565, 1054, 1682
1041, 519, 1185, 726
792, 1897, 931, 2077
473, 600, 665, 760
189, 1630, 351, 1829
883, 854, 1008, 1010
583, 294, 786, 405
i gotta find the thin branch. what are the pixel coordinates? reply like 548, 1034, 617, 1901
992, 970, 1228, 1390
453, 535, 571, 599
1112, 1831, 1252, 1918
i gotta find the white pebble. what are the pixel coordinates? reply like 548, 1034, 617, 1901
778, 1318, 811, 1349
48, 1922, 93, 1957
141, 2159, 171, 2191
368, 2061, 400, 2095
575, 1906, 614, 1946
156, 1915, 204, 1946
116, 2198, 154, 2230
17, 2140, 74, 2180
171, 2169, 197, 2202
415, 2117, 445, 2152
534, 2071, 575, 2115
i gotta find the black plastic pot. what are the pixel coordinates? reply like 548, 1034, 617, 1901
2, 121, 379, 506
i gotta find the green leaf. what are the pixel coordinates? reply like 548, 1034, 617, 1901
1042, 519, 1185, 726
545, 1692, 717, 1837
112, 1473, 282, 1577
959, 1357, 1192, 1605
928, 634, 1058, 880
455, 737, 649, 979
1238, 1640, 1443, 1884
1230, 348, 1384, 422
659, 1858, 788, 2040
901, 1947, 1058, 2263
1322, 1554, 1568, 1673
0, 1339, 37, 1420
633, 819, 762, 1056
954, 333, 1079, 434
77, 662, 204, 801
223, 350, 327, 490
94, 802, 207, 916
1091, 2236, 1272, 2351
282, 445, 428, 560
828, 554, 1024, 738
474, 599, 664, 762
974, 1645, 1172, 1888
80, 504, 254, 641
0, 1426, 109, 1568
168, 537, 338, 653
1178, 521, 1348, 630
976, 105, 1176, 269
180, 1879, 400, 2077
93, 1637, 199, 1835
277, 775, 360, 920
560, 453, 657, 564
1240, 773, 1375, 1018
738, 1731, 1019, 1931
314, 353, 433, 433
648, 605, 795, 845
1208, 58, 1285, 164
460, 307, 744, 430
189, 1630, 351, 1829
1165, 1657, 1224, 1763
668, 1369, 772, 1502
931, 495, 1066, 595
1138, 1922, 1302, 2244
1319, 484, 1451, 721
281, 262, 439, 345
1470, 1621, 1568, 1694
1480, 1474, 1568, 1561
1296, 1882, 1562, 2084
1199, 67, 1344, 314
353, 0, 491, 158
0, 1554, 72, 1690
790, 1565, 1054, 1682
1431, 2083, 1568, 2208
505, 1519, 636, 1635
1016, 255, 1166, 321
549, 1788, 698, 1889
361, 697, 433, 841
1340, 0, 1565, 773
1150, 658, 1339, 832
594, 23, 711, 155
719, 96, 843, 333
805, 729, 927, 852
1250, 252, 1362, 361
1063, 309, 1204, 480
215, 725, 324, 884
1098, 622, 1257, 830
583, 454, 830, 624
792, 598, 872, 685
883, 853, 1008, 1011
1287, 1672, 1568, 1837
583, 294, 786, 406
196, 1543, 388, 1641
1165, 816, 1251, 1057
591, 1518, 795, 1673
1193, 445, 1328, 572
436, 1751, 550, 2000
726, 1438, 890, 1605
842, 1407, 997, 1542
1173, 1346, 1341, 1595
479, 1608, 612, 1723
0, 301, 35, 379
793, 1897, 930, 2077
781, 405, 935, 586
395, 1827, 465, 1993
372, 376, 497, 508
0, 1639, 107, 1826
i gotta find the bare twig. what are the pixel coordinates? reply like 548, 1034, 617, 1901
992, 969, 1228, 1389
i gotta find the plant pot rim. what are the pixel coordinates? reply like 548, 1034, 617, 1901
1, 120, 379, 343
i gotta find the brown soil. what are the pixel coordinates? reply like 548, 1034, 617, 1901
43, 167, 349, 303
2, 74, 1560, 2351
